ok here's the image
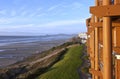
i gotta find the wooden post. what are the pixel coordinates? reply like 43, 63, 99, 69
95, 0, 99, 79
114, 0, 120, 4
91, 15, 95, 79
103, 0, 112, 79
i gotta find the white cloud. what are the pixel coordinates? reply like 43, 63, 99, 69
12, 24, 34, 28
72, 2, 83, 9
0, 18, 11, 24
29, 8, 43, 17
29, 13, 37, 17
0, 17, 32, 25
11, 10, 16, 16
13, 0, 24, 5
0, 18, 85, 29
36, 8, 43, 11
37, 13, 46, 17
0, 10, 7, 15
21, 11, 28, 16
19, 6, 26, 11
60, 12, 68, 16
47, 4, 61, 11
0, 24, 34, 30
0, 18, 86, 35
40, 19, 85, 27
62, 2, 83, 9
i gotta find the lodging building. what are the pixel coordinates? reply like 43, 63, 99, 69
78, 32, 87, 43
86, 0, 120, 79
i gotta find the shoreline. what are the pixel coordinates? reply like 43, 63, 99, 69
0, 39, 68, 68
0, 37, 86, 79
0, 41, 77, 79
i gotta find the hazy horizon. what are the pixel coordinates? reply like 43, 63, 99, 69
0, 33, 77, 36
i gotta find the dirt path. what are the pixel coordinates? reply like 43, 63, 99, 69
29, 44, 80, 66
29, 48, 65, 66
0, 43, 81, 79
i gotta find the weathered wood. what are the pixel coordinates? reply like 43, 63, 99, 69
90, 5, 120, 17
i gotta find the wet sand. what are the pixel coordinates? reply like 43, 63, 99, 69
0, 39, 67, 68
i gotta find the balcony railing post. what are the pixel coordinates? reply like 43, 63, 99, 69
95, 0, 99, 79
103, 0, 113, 79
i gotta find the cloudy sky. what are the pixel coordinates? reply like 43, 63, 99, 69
0, 0, 94, 35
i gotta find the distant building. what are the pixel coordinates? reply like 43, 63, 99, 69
78, 32, 87, 43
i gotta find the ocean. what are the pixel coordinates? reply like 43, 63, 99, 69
0, 34, 75, 67
0, 35, 74, 46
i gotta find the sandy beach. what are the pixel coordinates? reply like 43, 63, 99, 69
0, 39, 68, 68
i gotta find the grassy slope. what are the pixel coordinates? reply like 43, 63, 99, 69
36, 45, 83, 79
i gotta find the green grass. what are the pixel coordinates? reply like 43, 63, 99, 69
36, 45, 83, 79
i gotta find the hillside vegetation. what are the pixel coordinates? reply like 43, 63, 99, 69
36, 45, 83, 79
0, 37, 86, 79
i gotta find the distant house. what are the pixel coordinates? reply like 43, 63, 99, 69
78, 33, 87, 43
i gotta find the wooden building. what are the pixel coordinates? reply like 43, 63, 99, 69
86, 0, 120, 79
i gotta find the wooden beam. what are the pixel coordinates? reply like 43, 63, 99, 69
89, 68, 103, 78
113, 47, 120, 54
114, 0, 120, 5
89, 57, 95, 61
89, 22, 102, 28
113, 22, 120, 27
89, 22, 120, 27
86, 18, 91, 27
90, 5, 120, 17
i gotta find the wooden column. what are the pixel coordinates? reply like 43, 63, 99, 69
95, 0, 99, 79
91, 15, 95, 79
114, 0, 120, 4
115, 59, 120, 79
103, 0, 112, 79
114, 1, 120, 79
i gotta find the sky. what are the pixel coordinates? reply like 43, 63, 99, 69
0, 0, 94, 36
